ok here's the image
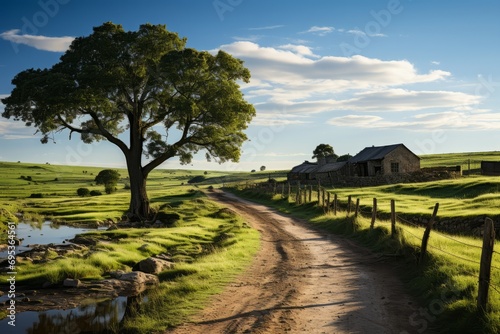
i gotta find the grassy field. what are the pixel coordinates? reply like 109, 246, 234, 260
0, 161, 280, 244
1, 150, 500, 332
420, 150, 500, 171
228, 187, 500, 334
0, 170, 260, 332
328, 176, 500, 218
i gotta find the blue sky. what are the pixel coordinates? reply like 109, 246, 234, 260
1, 0, 500, 171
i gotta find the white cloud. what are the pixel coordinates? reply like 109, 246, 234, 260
278, 44, 318, 58
330, 89, 482, 112
251, 112, 311, 126
347, 29, 365, 36
213, 41, 486, 130
0, 29, 74, 52
303, 26, 334, 36
346, 28, 386, 37
0, 118, 36, 139
233, 35, 262, 42
249, 25, 284, 31
222, 42, 450, 90
328, 110, 500, 130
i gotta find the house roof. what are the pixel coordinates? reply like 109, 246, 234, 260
290, 161, 347, 174
290, 161, 318, 174
315, 161, 347, 173
349, 143, 419, 163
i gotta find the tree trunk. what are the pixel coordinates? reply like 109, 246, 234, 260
127, 165, 150, 221
127, 156, 150, 221
126, 117, 151, 221
127, 157, 150, 221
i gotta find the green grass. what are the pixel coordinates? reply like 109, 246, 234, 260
1, 190, 259, 333
420, 150, 500, 172
2, 151, 500, 331
228, 187, 500, 333
322, 176, 500, 218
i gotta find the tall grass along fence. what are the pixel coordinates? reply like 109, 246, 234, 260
234, 180, 499, 316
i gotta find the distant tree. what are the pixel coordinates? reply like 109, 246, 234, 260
77, 188, 90, 197
251, 169, 256, 173
337, 154, 352, 162
260, 166, 266, 172
95, 169, 120, 193
2, 22, 255, 221
312, 144, 337, 160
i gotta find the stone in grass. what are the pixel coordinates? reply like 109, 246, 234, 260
118, 271, 159, 286
63, 278, 81, 288
132, 257, 174, 274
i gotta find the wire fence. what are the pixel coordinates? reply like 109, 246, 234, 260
235, 180, 499, 313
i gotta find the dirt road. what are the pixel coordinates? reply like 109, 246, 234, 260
167, 190, 421, 334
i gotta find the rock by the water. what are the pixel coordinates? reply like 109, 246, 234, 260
63, 278, 81, 288
132, 257, 174, 274
118, 271, 159, 286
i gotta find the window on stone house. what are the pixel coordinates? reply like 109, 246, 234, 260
391, 162, 399, 173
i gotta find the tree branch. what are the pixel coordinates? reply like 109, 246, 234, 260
87, 111, 129, 154
142, 118, 192, 176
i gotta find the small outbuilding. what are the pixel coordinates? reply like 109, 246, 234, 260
287, 161, 319, 181
349, 143, 420, 176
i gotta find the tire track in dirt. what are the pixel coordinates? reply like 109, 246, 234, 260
166, 190, 423, 334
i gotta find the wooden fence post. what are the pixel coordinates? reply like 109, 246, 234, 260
281, 183, 285, 198
477, 217, 496, 313
287, 183, 291, 199
391, 199, 396, 237
296, 182, 301, 204
370, 198, 377, 229
317, 185, 321, 204
327, 192, 331, 214
309, 185, 313, 203
333, 194, 338, 215
419, 203, 439, 263
347, 195, 352, 216
321, 188, 324, 209
354, 198, 360, 217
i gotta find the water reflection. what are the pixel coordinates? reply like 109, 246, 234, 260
0, 221, 103, 260
0, 297, 128, 334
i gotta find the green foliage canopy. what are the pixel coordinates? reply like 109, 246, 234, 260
1, 22, 256, 217
94, 169, 120, 186
312, 144, 336, 160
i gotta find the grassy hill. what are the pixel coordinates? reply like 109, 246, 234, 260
420, 150, 500, 171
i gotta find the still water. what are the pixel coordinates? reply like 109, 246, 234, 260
0, 296, 129, 334
0, 221, 103, 259
1, 222, 133, 333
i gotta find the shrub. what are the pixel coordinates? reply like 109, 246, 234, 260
123, 183, 131, 190
187, 175, 206, 184
95, 169, 120, 186
90, 190, 102, 196
29, 193, 43, 198
105, 184, 116, 194
77, 188, 90, 197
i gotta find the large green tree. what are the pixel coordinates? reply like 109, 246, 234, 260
312, 144, 337, 160
2, 22, 255, 220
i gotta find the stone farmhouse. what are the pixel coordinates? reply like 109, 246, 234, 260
287, 143, 421, 185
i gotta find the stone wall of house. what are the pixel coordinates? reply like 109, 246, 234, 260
329, 169, 461, 188
382, 146, 421, 175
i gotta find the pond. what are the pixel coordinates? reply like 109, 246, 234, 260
0, 221, 104, 260
0, 221, 140, 333
0, 296, 130, 333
